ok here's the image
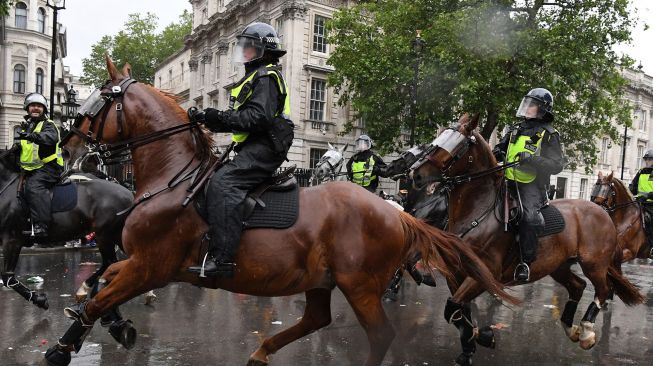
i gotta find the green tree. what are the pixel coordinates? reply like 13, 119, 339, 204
81, 11, 191, 86
0, 0, 11, 17
328, 0, 638, 170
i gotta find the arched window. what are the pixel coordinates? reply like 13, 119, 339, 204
38, 8, 46, 33
13, 64, 26, 94
36, 68, 44, 94
15, 2, 28, 29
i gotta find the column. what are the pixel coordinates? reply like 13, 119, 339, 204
27, 44, 37, 94
4, 42, 13, 93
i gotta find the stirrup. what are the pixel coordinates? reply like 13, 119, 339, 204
514, 262, 530, 282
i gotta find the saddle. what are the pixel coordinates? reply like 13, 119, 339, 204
502, 190, 565, 238
195, 165, 300, 230
17, 177, 80, 214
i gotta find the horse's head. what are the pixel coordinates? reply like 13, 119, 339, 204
410, 113, 492, 190
591, 171, 613, 207
313, 143, 347, 181
385, 145, 427, 177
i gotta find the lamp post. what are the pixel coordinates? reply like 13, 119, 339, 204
409, 30, 425, 147
46, 0, 66, 116
620, 125, 628, 180
61, 85, 79, 127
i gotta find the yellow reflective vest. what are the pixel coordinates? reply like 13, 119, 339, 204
505, 130, 546, 183
637, 172, 653, 202
19, 120, 63, 171
229, 64, 291, 143
351, 155, 376, 187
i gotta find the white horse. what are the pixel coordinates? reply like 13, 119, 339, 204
310, 143, 349, 186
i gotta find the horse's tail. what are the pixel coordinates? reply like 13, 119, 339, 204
607, 258, 644, 306
399, 212, 520, 305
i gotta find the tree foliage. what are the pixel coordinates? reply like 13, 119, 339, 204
0, 0, 11, 17
81, 10, 191, 86
328, 0, 638, 170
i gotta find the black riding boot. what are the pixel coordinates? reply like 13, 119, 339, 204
515, 224, 538, 282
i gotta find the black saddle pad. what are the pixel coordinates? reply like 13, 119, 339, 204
539, 204, 565, 237
243, 187, 299, 229
51, 182, 78, 213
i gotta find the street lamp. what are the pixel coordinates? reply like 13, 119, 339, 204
46, 0, 66, 116
409, 30, 425, 146
61, 85, 79, 126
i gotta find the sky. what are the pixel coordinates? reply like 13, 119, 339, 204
59, 0, 192, 76
59, 0, 652, 76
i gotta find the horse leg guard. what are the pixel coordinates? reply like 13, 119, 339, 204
445, 298, 477, 360
43, 344, 71, 366
109, 319, 137, 350
560, 300, 580, 342
455, 352, 474, 366
3, 272, 49, 310
383, 268, 402, 302
579, 300, 601, 350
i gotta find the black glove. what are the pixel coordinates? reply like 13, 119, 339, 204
204, 108, 230, 131
516, 151, 533, 163
493, 149, 506, 162
16, 132, 31, 141
187, 107, 205, 124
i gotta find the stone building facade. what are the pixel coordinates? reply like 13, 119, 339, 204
0, 0, 69, 148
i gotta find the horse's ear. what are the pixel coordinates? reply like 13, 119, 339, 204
608, 171, 614, 180
598, 171, 603, 179
121, 63, 133, 78
341, 143, 349, 153
328, 142, 335, 151
105, 54, 123, 82
463, 113, 480, 134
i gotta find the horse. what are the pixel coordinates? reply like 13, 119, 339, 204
0, 146, 136, 310
591, 171, 653, 261
309, 142, 348, 185
409, 114, 644, 366
45, 56, 519, 366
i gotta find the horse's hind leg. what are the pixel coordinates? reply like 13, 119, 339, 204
247, 288, 332, 366
576, 266, 611, 350
550, 265, 586, 342
1, 237, 49, 310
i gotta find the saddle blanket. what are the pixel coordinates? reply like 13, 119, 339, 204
51, 182, 78, 213
538, 204, 565, 237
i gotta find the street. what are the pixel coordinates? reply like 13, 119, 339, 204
1, 248, 651, 365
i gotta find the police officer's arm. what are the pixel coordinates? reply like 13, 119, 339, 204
372, 154, 390, 178
346, 156, 354, 180
629, 172, 640, 196
25, 121, 59, 146
492, 126, 513, 162
529, 131, 564, 175
223, 76, 280, 133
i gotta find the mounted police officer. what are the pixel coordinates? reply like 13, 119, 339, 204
493, 88, 565, 282
188, 22, 294, 278
630, 149, 653, 247
16, 93, 64, 239
346, 135, 388, 193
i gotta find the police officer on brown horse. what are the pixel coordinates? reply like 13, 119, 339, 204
188, 22, 294, 277
16, 93, 64, 239
493, 88, 565, 282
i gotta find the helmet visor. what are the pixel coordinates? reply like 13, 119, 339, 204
516, 96, 545, 119
355, 139, 371, 152
232, 37, 265, 65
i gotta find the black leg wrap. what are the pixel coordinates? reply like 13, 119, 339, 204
560, 301, 579, 328
4, 273, 49, 310
475, 325, 495, 349
101, 307, 123, 327
44, 344, 71, 366
383, 268, 402, 301
59, 318, 93, 353
108, 319, 137, 349
444, 297, 463, 323
455, 352, 474, 366
581, 301, 601, 323
445, 299, 476, 355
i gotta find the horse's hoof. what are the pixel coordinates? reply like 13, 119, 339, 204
579, 331, 596, 350
109, 319, 137, 349
565, 325, 581, 343
75, 283, 91, 303
455, 352, 473, 366
475, 326, 495, 349
33, 293, 49, 310
43, 345, 71, 366
144, 291, 157, 306
246, 358, 269, 366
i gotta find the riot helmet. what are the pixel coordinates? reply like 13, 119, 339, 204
232, 22, 286, 66
355, 135, 373, 152
516, 88, 554, 122
23, 93, 48, 117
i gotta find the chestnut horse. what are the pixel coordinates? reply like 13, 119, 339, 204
42, 57, 517, 366
410, 115, 644, 366
591, 172, 653, 260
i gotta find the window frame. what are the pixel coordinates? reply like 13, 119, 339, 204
309, 78, 327, 122
600, 137, 610, 164
312, 14, 329, 54
579, 178, 588, 200
35, 68, 44, 94
309, 148, 328, 169
13, 64, 26, 94
15, 2, 28, 29
37, 7, 46, 33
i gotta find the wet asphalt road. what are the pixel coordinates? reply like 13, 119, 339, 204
1, 248, 652, 366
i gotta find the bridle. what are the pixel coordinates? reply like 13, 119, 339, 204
591, 179, 639, 213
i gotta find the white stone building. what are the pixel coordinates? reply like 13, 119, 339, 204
0, 0, 70, 148
154, 47, 192, 109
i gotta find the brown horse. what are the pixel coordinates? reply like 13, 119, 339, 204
409, 114, 644, 366
42, 57, 517, 366
591, 171, 653, 261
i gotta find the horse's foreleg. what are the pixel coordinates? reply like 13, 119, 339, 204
576, 265, 611, 350
550, 265, 586, 342
2, 272, 49, 310
76, 238, 118, 302
448, 279, 491, 366
248, 288, 332, 366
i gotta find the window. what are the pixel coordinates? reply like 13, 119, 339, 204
309, 79, 327, 121
600, 137, 610, 164
579, 178, 588, 199
37, 8, 46, 33
200, 61, 206, 85
35, 68, 44, 94
13, 64, 26, 93
180, 62, 185, 82
168, 69, 173, 86
211, 99, 219, 108
313, 15, 328, 53
158, 76, 162, 88
556, 177, 567, 199
15, 2, 27, 29
640, 110, 648, 131
310, 148, 328, 169
276, 18, 284, 45
214, 53, 220, 81
638, 144, 646, 169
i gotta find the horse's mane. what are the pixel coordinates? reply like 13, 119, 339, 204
144, 84, 215, 148
0, 148, 20, 174
610, 175, 635, 201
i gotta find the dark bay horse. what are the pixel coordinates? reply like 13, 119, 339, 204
591, 171, 653, 260
409, 115, 643, 365
0, 147, 133, 310
46, 57, 518, 366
